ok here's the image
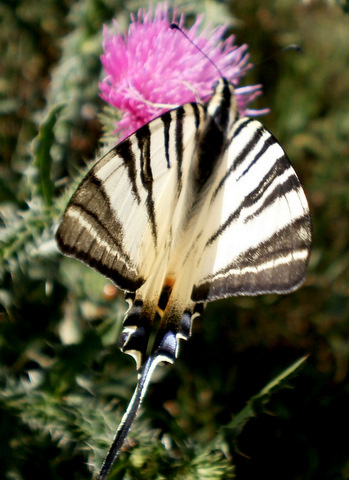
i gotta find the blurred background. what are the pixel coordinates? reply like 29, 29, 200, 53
1, 0, 348, 479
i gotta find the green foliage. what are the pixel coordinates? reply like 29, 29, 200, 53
32, 103, 66, 206
225, 356, 308, 435
1, 1, 349, 479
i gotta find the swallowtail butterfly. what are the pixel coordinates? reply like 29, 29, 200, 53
56, 30, 311, 480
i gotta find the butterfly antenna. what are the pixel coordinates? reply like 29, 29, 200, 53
254, 44, 303, 67
170, 23, 224, 78
96, 355, 159, 480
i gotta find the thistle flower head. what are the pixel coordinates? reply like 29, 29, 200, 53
100, 3, 268, 141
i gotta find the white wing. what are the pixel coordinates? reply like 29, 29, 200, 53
191, 117, 312, 301
56, 103, 206, 292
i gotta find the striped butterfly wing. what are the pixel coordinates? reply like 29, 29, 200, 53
56, 102, 209, 368
56, 103, 206, 294
191, 117, 311, 301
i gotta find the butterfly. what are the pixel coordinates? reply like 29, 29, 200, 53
56, 71, 311, 479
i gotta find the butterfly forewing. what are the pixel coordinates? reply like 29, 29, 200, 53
192, 117, 311, 301
56, 103, 206, 292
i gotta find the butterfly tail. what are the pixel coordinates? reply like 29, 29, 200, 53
96, 354, 159, 480
96, 303, 205, 480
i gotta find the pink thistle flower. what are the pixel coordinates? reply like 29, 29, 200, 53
100, 2, 268, 141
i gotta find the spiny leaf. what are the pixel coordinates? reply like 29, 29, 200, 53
225, 355, 308, 434
32, 103, 66, 206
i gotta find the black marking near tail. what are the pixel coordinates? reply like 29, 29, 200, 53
119, 299, 153, 362
179, 304, 204, 340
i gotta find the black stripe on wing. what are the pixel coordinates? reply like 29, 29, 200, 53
118, 105, 200, 248
192, 215, 311, 301
161, 111, 172, 168
175, 107, 185, 193
174, 103, 204, 196
56, 173, 145, 291
212, 119, 266, 201
136, 124, 158, 248
116, 139, 141, 203
206, 162, 304, 248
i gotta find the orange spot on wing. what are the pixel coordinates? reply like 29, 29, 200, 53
164, 275, 175, 289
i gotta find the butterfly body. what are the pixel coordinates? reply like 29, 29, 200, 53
56, 77, 311, 479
